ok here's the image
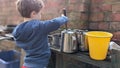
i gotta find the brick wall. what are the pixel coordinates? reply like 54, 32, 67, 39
42, 0, 89, 29
0, 0, 23, 25
0, 0, 119, 44
0, 0, 89, 29
89, 0, 120, 45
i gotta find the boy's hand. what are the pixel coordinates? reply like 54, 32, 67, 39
61, 14, 65, 17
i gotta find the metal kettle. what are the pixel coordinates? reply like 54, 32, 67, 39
75, 30, 89, 51
60, 29, 78, 53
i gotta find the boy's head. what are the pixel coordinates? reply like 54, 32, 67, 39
16, 0, 44, 18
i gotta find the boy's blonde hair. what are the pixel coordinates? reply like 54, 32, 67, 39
16, 0, 44, 18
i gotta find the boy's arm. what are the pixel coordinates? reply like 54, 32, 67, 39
42, 16, 68, 34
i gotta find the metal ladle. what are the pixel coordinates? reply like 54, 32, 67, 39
63, 8, 68, 30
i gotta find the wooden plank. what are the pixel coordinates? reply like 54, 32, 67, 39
56, 53, 64, 68
62, 53, 111, 68
20, 49, 26, 68
63, 55, 88, 68
51, 47, 112, 68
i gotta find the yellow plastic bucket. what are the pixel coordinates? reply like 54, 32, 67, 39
86, 31, 113, 60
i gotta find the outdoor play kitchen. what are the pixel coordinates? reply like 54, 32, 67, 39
0, 0, 120, 68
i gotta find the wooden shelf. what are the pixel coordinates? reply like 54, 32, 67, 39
50, 46, 119, 68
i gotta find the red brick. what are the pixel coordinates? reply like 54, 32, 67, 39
68, 3, 87, 12
104, 0, 119, 4
68, 4, 75, 11
100, 4, 112, 11
112, 3, 120, 12
69, 0, 77, 4
81, 0, 87, 3
98, 22, 109, 30
91, 4, 101, 12
89, 23, 99, 30
91, 0, 103, 4
69, 22, 87, 29
46, 1, 59, 8
110, 22, 120, 31
77, 4, 87, 12
69, 0, 88, 4
68, 12, 81, 21
80, 13, 88, 21
90, 12, 104, 21
104, 12, 112, 21
112, 13, 120, 21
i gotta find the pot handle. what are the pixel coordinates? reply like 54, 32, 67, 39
48, 35, 53, 45
72, 36, 77, 51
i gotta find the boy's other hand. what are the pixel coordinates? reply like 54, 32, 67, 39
61, 14, 65, 16
61, 14, 65, 17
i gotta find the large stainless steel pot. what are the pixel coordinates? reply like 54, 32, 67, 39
60, 29, 79, 53
75, 30, 89, 51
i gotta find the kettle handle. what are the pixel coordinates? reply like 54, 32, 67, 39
71, 36, 77, 51
48, 35, 53, 45
60, 32, 65, 52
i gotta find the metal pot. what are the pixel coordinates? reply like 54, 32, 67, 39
4, 25, 16, 33
48, 33, 61, 48
60, 29, 78, 53
75, 30, 88, 51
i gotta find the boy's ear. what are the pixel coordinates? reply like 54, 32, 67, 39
30, 11, 37, 18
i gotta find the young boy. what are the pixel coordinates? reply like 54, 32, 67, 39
12, 0, 68, 68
